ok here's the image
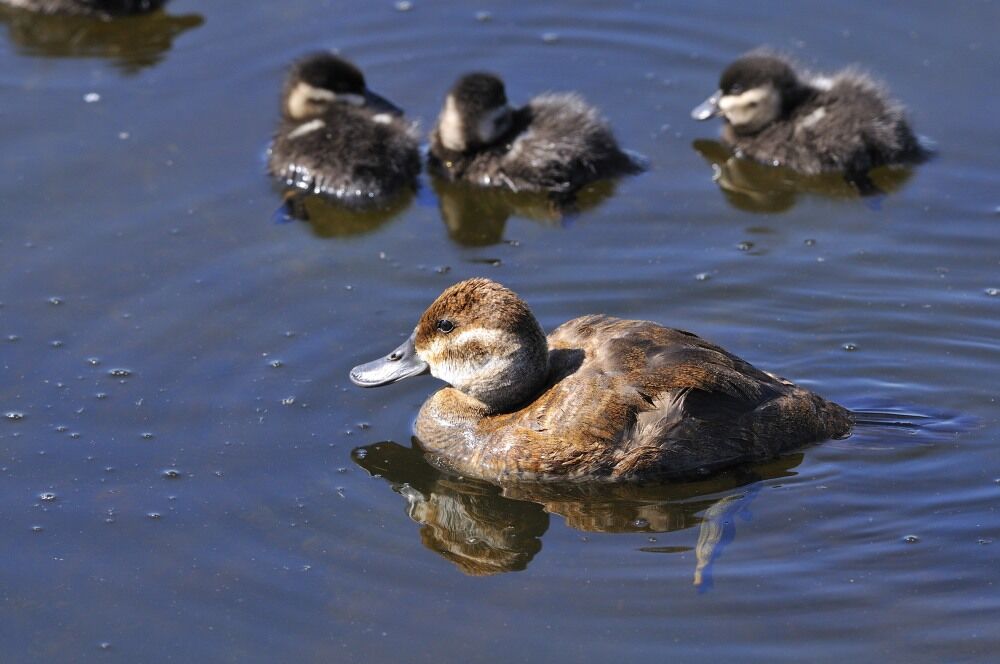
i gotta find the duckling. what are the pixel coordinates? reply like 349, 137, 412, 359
692, 52, 927, 181
428, 73, 643, 194
350, 278, 852, 482
268, 52, 421, 207
0, 0, 165, 15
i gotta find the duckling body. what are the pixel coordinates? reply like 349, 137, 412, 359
429, 73, 642, 193
351, 279, 852, 483
693, 53, 926, 177
0, 0, 164, 15
268, 53, 420, 206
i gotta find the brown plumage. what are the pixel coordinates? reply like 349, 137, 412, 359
351, 279, 853, 483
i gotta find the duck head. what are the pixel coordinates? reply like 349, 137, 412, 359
434, 73, 515, 152
350, 279, 549, 413
282, 52, 402, 121
692, 54, 802, 135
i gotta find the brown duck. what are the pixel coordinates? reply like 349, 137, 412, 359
350, 279, 852, 482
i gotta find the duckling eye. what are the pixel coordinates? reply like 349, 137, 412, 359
747, 101, 759, 109
436, 319, 455, 334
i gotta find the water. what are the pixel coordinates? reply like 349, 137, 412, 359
1, 1, 998, 661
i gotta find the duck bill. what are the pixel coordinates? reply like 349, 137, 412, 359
350, 332, 429, 388
364, 89, 404, 116
691, 90, 722, 121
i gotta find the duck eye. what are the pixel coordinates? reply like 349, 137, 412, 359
436, 319, 455, 334
747, 101, 758, 109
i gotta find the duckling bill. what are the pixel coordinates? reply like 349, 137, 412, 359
428, 73, 644, 194
268, 52, 420, 207
692, 52, 928, 180
351, 278, 852, 482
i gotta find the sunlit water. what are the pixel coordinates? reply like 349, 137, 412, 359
1, 1, 998, 661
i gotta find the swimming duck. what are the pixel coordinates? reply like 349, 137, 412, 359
692, 52, 927, 180
350, 278, 852, 482
268, 52, 421, 206
0, 0, 165, 15
428, 73, 643, 194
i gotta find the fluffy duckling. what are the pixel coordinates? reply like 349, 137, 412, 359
350, 278, 852, 482
268, 53, 420, 206
692, 52, 927, 179
428, 73, 643, 194
0, 0, 165, 15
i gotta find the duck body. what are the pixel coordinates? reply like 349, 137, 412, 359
693, 53, 927, 177
0, 0, 165, 15
351, 279, 852, 483
429, 74, 642, 193
268, 53, 420, 207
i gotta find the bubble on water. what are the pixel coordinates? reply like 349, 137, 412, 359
804, 238, 816, 246
5, 412, 25, 421
87, 357, 101, 366
269, 359, 284, 368
6, 335, 19, 343
39, 492, 57, 502
694, 272, 711, 281
978, 538, 993, 545
435, 265, 451, 274
98, 642, 111, 650
161, 469, 182, 479
69, 432, 80, 439
475, 10, 492, 22
83, 92, 101, 103
147, 512, 161, 520
648, 536, 657, 543
96, 392, 108, 400
50, 340, 64, 348
632, 518, 650, 529
55, 425, 67, 432
118, 131, 130, 140
353, 448, 368, 460
357, 422, 371, 430
842, 343, 858, 351
281, 396, 296, 406
108, 368, 132, 378
541, 32, 560, 43
47, 296, 64, 305
737, 241, 754, 251
283, 330, 296, 338
394, 0, 412, 11
141, 432, 154, 440
985, 288, 999, 297
902, 534, 920, 544
31, 525, 43, 533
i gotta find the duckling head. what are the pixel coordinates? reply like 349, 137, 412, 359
435, 73, 515, 152
350, 279, 549, 413
282, 52, 402, 121
692, 54, 801, 134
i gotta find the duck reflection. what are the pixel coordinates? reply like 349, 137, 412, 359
0, 4, 202, 74
692, 139, 916, 213
353, 440, 803, 585
278, 190, 414, 239
431, 176, 618, 247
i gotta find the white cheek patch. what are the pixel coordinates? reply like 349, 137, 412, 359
477, 105, 511, 144
422, 328, 509, 388
718, 86, 777, 128
437, 95, 466, 151
286, 118, 326, 139
287, 82, 336, 119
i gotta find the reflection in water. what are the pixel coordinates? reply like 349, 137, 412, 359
278, 190, 414, 239
0, 5, 202, 73
353, 440, 803, 583
432, 176, 618, 247
691, 140, 915, 213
